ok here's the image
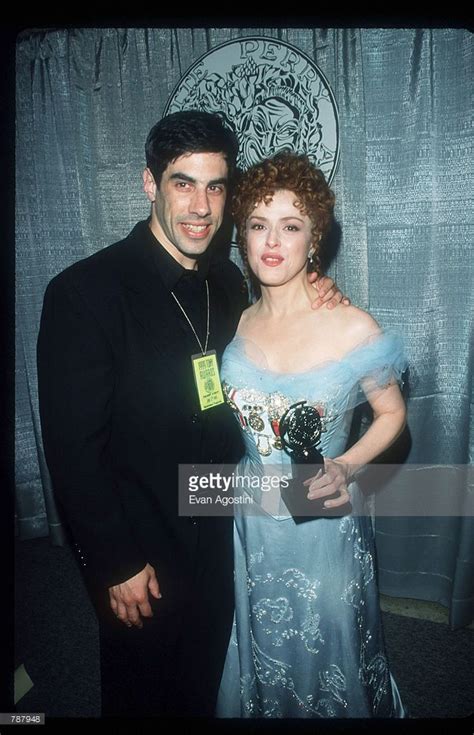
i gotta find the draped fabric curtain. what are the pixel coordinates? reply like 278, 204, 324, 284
16, 28, 473, 627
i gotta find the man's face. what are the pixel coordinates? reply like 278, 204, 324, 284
144, 152, 228, 268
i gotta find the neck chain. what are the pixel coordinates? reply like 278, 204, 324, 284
171, 279, 210, 356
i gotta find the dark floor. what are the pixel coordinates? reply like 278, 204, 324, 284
14, 537, 474, 721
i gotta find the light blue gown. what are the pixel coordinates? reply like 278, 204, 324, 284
216, 331, 408, 718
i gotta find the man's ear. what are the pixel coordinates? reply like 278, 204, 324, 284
143, 168, 157, 202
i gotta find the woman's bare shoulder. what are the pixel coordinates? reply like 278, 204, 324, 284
341, 304, 380, 332
326, 303, 382, 349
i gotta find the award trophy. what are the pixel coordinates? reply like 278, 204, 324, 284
279, 401, 352, 523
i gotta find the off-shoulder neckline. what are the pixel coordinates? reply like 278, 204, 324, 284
223, 331, 398, 378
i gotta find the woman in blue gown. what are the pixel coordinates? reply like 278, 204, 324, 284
216, 152, 408, 718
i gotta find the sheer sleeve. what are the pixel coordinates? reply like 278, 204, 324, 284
343, 331, 408, 409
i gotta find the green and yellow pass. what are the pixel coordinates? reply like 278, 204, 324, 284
191, 350, 225, 411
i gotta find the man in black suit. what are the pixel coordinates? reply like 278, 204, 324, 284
37, 111, 345, 717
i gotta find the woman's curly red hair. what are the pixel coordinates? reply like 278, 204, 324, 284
232, 151, 335, 276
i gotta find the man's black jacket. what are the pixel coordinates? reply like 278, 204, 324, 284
37, 220, 247, 597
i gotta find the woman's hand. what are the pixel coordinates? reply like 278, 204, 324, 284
303, 458, 352, 508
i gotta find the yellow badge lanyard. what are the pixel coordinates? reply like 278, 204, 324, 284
171, 279, 224, 411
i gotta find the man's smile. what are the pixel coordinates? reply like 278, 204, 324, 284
180, 223, 212, 238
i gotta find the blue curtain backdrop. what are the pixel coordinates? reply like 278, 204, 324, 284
15, 28, 473, 628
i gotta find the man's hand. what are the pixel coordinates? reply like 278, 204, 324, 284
108, 563, 161, 629
307, 273, 351, 310
304, 458, 352, 508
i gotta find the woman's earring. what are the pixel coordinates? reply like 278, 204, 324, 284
308, 248, 315, 266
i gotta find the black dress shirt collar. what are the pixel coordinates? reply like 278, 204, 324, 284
141, 219, 210, 291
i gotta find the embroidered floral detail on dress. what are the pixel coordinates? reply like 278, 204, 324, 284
363, 651, 390, 715
339, 514, 356, 536
254, 597, 293, 626
248, 633, 338, 717
319, 664, 348, 707
251, 633, 296, 689
249, 546, 265, 568
249, 563, 324, 652
280, 568, 320, 600
262, 698, 284, 717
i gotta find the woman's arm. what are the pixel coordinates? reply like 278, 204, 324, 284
306, 379, 406, 508
304, 303, 406, 508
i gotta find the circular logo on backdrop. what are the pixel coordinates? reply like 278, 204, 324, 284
164, 37, 339, 182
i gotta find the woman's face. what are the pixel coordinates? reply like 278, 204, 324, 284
245, 189, 314, 287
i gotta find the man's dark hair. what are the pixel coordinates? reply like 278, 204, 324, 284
145, 110, 239, 187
